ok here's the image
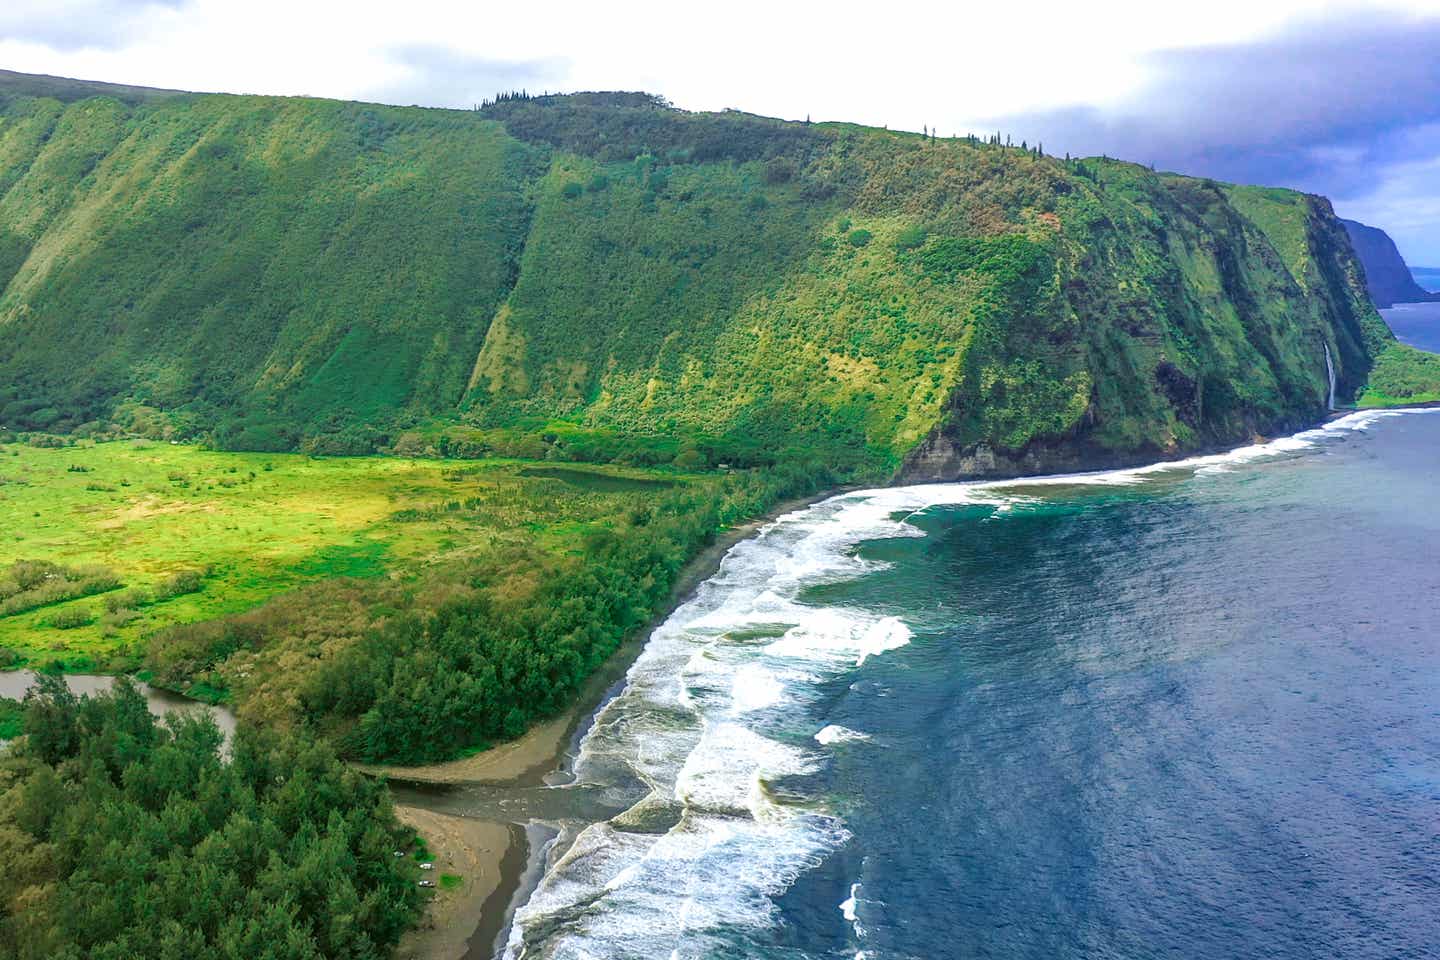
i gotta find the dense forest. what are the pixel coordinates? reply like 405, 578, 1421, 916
0, 677, 421, 959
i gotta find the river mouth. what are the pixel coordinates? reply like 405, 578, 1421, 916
495, 409, 1440, 960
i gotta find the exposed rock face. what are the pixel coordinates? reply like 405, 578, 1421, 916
1341, 218, 1440, 309
899, 417, 1314, 483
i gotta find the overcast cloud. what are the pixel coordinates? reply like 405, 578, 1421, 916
1, 0, 1437, 261
0, 0, 187, 52
978, 13, 1440, 262
371, 46, 566, 109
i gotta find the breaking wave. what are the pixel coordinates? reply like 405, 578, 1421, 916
502, 408, 1432, 959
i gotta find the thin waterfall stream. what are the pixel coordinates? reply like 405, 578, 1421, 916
1324, 342, 1337, 410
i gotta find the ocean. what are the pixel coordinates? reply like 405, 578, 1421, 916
1383, 301, 1440, 353
503, 409, 1440, 960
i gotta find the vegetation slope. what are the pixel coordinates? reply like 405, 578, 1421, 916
0, 75, 1431, 767
1, 72, 1437, 958
0, 81, 1400, 481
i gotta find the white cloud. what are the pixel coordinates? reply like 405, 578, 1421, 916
1341, 150, 1440, 264
2, 0, 1439, 254
2, 0, 1434, 128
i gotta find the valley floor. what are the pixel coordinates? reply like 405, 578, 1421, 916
0, 438, 717, 671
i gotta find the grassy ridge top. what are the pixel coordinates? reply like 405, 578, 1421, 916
0, 75, 1393, 481
0, 68, 189, 104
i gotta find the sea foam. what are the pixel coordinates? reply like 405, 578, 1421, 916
816, 725, 871, 745
501, 408, 1430, 959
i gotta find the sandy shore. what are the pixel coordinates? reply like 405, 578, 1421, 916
365, 487, 846, 960
392, 807, 514, 960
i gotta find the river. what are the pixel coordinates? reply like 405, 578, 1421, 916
0, 671, 236, 743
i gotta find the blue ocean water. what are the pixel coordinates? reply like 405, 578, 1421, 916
1382, 301, 1440, 352
507, 410, 1440, 960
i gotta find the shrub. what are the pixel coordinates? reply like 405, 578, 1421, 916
0, 697, 21, 739
847, 229, 872, 247
104, 588, 151, 614
561, 181, 584, 200
300, 427, 384, 457
763, 157, 796, 184
49, 605, 94, 629
672, 447, 706, 470
0, 561, 121, 617
894, 225, 927, 251
153, 569, 204, 601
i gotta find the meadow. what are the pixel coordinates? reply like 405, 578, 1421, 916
0, 437, 698, 670
1358, 343, 1440, 406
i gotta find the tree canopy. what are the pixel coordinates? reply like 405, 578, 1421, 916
0, 676, 421, 960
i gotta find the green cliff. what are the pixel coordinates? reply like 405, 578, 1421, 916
0, 80, 1393, 480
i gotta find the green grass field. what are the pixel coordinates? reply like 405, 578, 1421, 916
1357, 343, 1440, 407
0, 438, 696, 668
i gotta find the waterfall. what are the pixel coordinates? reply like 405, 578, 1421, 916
1323, 342, 1337, 411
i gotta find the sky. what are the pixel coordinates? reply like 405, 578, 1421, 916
2, 0, 1438, 263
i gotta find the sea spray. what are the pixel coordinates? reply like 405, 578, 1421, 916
502, 408, 1435, 959
815, 725, 871, 745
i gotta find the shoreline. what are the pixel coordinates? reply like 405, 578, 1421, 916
1341, 399, 1440, 417
375, 404, 1440, 959
367, 485, 851, 960
357, 485, 848, 788
16, 409, 1436, 958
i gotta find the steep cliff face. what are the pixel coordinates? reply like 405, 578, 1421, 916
1341, 218, 1440, 308
899, 182, 1387, 480
0, 87, 543, 448
0, 77, 1391, 479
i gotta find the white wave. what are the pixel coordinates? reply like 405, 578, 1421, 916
815, 725, 871, 745
857, 617, 913, 666
840, 881, 876, 943
728, 663, 784, 714
504, 409, 1431, 959
503, 488, 926, 958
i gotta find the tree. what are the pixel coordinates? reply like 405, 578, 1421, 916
22, 674, 78, 766
0, 689, 422, 960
